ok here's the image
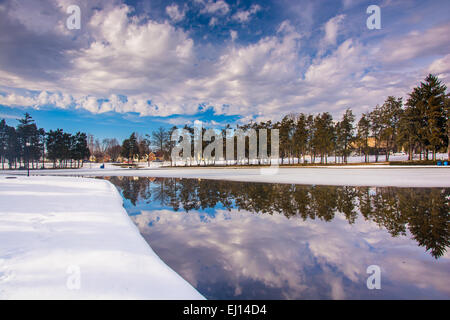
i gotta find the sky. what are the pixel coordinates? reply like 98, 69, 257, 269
0, 0, 449, 140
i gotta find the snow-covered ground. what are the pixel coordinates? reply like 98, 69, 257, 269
0, 175, 204, 299
3, 164, 449, 187
4, 152, 447, 170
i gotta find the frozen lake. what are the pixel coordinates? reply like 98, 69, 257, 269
107, 176, 450, 300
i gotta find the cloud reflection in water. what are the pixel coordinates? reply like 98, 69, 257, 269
107, 177, 450, 299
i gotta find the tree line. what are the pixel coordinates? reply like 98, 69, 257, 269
279, 74, 449, 163
0, 113, 90, 169
120, 73, 448, 165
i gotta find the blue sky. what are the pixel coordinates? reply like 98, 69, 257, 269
0, 0, 449, 140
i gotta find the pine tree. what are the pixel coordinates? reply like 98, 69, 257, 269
422, 75, 447, 160
5, 125, 19, 169
357, 113, 370, 163
369, 105, 383, 162
16, 113, 40, 169
0, 120, 7, 170
406, 74, 447, 160
337, 109, 355, 163
306, 115, 315, 163
445, 94, 450, 160
278, 115, 295, 164
121, 132, 139, 162
312, 113, 334, 164
71, 132, 90, 168
380, 96, 403, 161
293, 113, 308, 163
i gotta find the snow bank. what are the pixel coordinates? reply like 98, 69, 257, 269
0, 176, 204, 299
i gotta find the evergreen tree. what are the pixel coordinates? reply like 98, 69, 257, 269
397, 102, 421, 161
369, 105, 383, 162
278, 115, 295, 164
337, 109, 355, 163
357, 113, 370, 162
71, 132, 90, 168
445, 94, 450, 160
406, 74, 447, 160
293, 113, 308, 163
312, 112, 334, 164
306, 114, 315, 163
380, 96, 403, 161
121, 132, 139, 162
5, 125, 19, 169
16, 113, 41, 169
0, 119, 7, 170
422, 75, 447, 160
46, 129, 64, 168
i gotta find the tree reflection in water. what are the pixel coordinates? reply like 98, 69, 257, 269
106, 177, 449, 259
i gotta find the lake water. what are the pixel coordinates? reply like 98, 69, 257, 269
105, 176, 450, 299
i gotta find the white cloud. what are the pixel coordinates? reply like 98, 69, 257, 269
232, 4, 261, 23
322, 14, 346, 47
66, 5, 197, 116
230, 30, 238, 42
0, 91, 72, 109
381, 23, 450, 63
0, 2, 448, 123
427, 54, 450, 81
132, 206, 450, 299
200, 0, 229, 15
277, 20, 296, 34
0, 93, 37, 108
166, 3, 185, 23
209, 17, 218, 27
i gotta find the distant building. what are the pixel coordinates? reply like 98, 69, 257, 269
351, 137, 388, 149
153, 151, 165, 161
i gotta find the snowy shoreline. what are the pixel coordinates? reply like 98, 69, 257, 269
2, 165, 449, 187
0, 175, 204, 299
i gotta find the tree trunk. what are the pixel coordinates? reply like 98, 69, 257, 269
448, 129, 450, 161
374, 139, 378, 162
386, 142, 390, 161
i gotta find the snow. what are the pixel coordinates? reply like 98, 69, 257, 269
4, 165, 449, 188
0, 175, 204, 299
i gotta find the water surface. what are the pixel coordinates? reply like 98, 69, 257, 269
106, 176, 450, 299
